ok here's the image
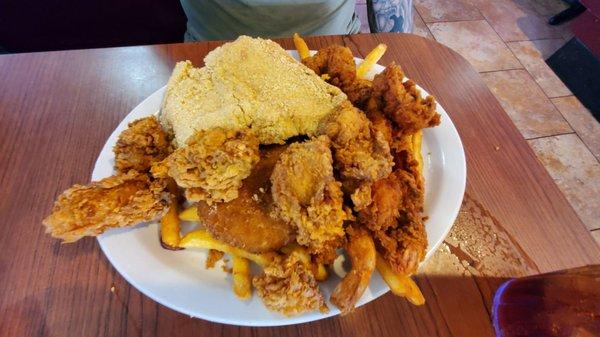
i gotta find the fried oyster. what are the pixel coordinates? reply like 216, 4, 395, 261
113, 116, 173, 173
153, 127, 260, 204
253, 254, 328, 316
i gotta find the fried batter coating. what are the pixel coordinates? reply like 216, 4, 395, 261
370, 63, 440, 134
197, 146, 295, 253
253, 254, 328, 316
153, 128, 260, 204
205, 249, 224, 269
350, 183, 372, 212
373, 217, 427, 276
270, 136, 348, 263
330, 226, 376, 314
358, 170, 426, 275
43, 170, 170, 243
113, 116, 173, 173
317, 101, 393, 183
303, 45, 373, 109
391, 133, 422, 191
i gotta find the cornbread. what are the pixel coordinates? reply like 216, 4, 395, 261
159, 36, 347, 146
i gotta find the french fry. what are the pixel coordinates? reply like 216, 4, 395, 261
179, 205, 199, 222
413, 131, 423, 175
160, 179, 182, 249
376, 253, 425, 305
356, 43, 387, 79
160, 202, 182, 249
232, 255, 252, 300
293, 33, 310, 60
179, 230, 276, 266
412, 131, 424, 189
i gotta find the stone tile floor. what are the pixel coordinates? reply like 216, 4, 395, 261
356, 0, 600, 245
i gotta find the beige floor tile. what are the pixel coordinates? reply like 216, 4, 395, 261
481, 70, 572, 138
413, 10, 434, 39
592, 230, 600, 247
468, 0, 564, 41
428, 20, 521, 72
528, 134, 600, 231
415, 0, 483, 23
552, 96, 600, 161
508, 39, 571, 97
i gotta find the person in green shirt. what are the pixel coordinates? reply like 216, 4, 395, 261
180, 0, 413, 41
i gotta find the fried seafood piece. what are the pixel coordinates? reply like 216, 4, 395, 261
373, 216, 427, 276
270, 136, 348, 263
350, 182, 372, 212
358, 170, 427, 275
43, 170, 170, 243
302, 45, 373, 109
390, 133, 422, 191
153, 127, 260, 204
330, 226, 376, 315
253, 254, 328, 316
317, 101, 393, 184
196, 146, 295, 253
113, 116, 173, 173
369, 63, 440, 134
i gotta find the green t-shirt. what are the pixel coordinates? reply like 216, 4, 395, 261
180, 0, 361, 41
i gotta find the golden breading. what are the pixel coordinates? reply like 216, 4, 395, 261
317, 101, 393, 183
358, 170, 427, 275
196, 146, 295, 253
113, 116, 173, 173
253, 254, 328, 316
270, 136, 348, 263
159, 37, 346, 146
154, 128, 260, 204
330, 226, 376, 315
302, 45, 373, 109
370, 63, 440, 134
43, 170, 170, 243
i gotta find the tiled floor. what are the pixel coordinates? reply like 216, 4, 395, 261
356, 0, 600, 243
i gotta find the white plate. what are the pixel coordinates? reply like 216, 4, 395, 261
92, 52, 466, 326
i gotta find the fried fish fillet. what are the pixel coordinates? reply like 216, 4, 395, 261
160, 36, 346, 146
43, 170, 170, 243
253, 254, 328, 316
197, 146, 295, 253
270, 136, 348, 263
113, 116, 173, 174
153, 128, 260, 204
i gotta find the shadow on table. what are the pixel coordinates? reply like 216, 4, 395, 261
50, 235, 98, 258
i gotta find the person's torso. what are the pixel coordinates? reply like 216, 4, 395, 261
181, 0, 359, 41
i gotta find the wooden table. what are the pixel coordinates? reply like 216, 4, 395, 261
1, 34, 598, 337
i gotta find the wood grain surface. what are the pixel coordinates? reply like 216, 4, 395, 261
0, 33, 598, 337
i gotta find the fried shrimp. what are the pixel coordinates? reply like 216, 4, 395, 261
330, 226, 376, 314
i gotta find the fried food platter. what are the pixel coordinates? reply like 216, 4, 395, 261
85, 50, 466, 326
